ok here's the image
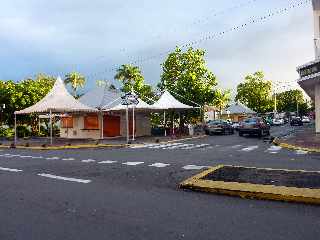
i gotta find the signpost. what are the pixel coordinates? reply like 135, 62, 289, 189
121, 92, 139, 143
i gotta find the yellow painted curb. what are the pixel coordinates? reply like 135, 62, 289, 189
180, 165, 320, 205
273, 137, 320, 153
0, 144, 127, 150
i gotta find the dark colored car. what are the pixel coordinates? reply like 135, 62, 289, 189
290, 117, 303, 126
238, 117, 270, 137
204, 120, 234, 135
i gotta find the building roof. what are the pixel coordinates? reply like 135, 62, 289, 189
223, 103, 256, 115
79, 85, 122, 109
106, 98, 155, 111
15, 77, 97, 115
152, 91, 194, 110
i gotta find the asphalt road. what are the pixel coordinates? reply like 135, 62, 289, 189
0, 125, 319, 240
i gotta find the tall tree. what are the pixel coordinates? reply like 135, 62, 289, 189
214, 89, 231, 115
276, 89, 311, 115
64, 72, 86, 97
114, 64, 154, 102
159, 47, 218, 106
235, 71, 273, 113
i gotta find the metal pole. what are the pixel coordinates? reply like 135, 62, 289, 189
274, 92, 277, 115
14, 113, 17, 146
126, 105, 129, 143
132, 105, 135, 141
164, 111, 166, 137
100, 111, 104, 139
49, 109, 53, 145
296, 96, 299, 116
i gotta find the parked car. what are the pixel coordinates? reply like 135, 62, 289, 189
204, 120, 234, 135
238, 117, 270, 137
290, 117, 303, 126
272, 118, 284, 126
302, 116, 311, 123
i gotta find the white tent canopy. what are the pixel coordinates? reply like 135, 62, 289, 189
105, 98, 155, 111
15, 77, 97, 115
152, 91, 194, 110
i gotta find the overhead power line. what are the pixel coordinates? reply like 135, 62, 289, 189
85, 0, 310, 81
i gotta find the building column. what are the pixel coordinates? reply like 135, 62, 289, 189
315, 83, 320, 133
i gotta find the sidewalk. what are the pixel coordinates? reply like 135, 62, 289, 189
274, 124, 320, 153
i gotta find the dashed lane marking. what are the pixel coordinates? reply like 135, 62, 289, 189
122, 162, 144, 166
98, 160, 117, 164
46, 157, 60, 160
295, 150, 308, 155
61, 158, 76, 161
38, 173, 91, 184
149, 163, 170, 168
240, 146, 259, 152
81, 159, 96, 163
20, 156, 33, 158
0, 167, 23, 172
182, 165, 210, 170
231, 144, 242, 149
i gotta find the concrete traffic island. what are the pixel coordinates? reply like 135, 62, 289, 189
180, 165, 320, 205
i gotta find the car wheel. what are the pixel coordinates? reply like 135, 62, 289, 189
231, 129, 234, 135
205, 130, 209, 135
239, 131, 243, 137
257, 130, 262, 138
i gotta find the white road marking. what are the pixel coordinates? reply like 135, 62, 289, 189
20, 155, 33, 158
81, 159, 96, 163
231, 144, 242, 149
182, 165, 209, 170
267, 146, 282, 152
0, 167, 23, 172
62, 158, 76, 161
31, 156, 43, 159
38, 173, 91, 184
295, 150, 308, 155
240, 146, 259, 152
46, 157, 60, 160
98, 160, 117, 164
149, 163, 170, 168
122, 162, 144, 166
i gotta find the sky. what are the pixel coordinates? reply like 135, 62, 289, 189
0, 0, 315, 98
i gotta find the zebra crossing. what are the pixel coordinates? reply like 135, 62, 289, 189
130, 142, 211, 150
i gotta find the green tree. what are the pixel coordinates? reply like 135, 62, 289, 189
235, 71, 273, 113
0, 74, 55, 131
64, 72, 86, 97
114, 64, 154, 102
159, 47, 218, 106
276, 89, 310, 115
214, 89, 231, 115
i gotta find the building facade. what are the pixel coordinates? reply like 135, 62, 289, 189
297, 0, 320, 133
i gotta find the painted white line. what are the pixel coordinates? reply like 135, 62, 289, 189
31, 156, 43, 159
46, 157, 59, 160
149, 163, 170, 168
38, 173, 91, 184
62, 158, 76, 161
182, 165, 209, 170
295, 150, 308, 155
20, 155, 33, 158
0, 167, 23, 172
231, 144, 242, 149
122, 161, 144, 166
98, 160, 117, 164
81, 159, 96, 163
267, 146, 282, 152
240, 146, 259, 152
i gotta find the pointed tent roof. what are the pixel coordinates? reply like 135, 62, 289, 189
223, 102, 256, 115
15, 77, 98, 114
79, 84, 122, 109
106, 98, 155, 111
152, 91, 194, 110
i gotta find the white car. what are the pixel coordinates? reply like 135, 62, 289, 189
272, 118, 284, 126
302, 116, 311, 123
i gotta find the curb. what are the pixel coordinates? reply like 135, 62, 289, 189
273, 137, 320, 153
180, 165, 320, 205
0, 144, 127, 151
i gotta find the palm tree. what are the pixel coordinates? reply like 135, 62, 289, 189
64, 72, 86, 97
214, 89, 231, 118
114, 64, 144, 93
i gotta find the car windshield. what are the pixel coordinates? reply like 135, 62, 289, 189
208, 120, 225, 125
243, 118, 258, 124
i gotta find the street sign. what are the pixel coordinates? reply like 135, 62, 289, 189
121, 93, 139, 105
